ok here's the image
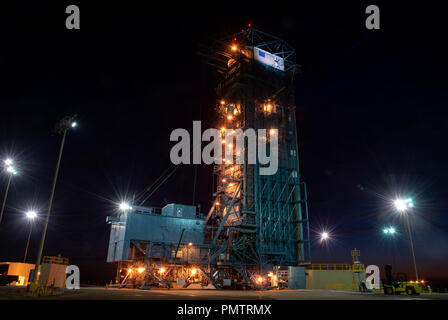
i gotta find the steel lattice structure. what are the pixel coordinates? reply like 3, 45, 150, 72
106, 27, 311, 290
199, 27, 311, 277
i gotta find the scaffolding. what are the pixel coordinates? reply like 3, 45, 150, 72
199, 27, 311, 284
106, 27, 311, 290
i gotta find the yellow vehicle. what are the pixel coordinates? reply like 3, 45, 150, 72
383, 265, 423, 295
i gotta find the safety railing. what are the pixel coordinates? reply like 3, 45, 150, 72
326, 283, 352, 291
42, 256, 69, 265
307, 264, 365, 271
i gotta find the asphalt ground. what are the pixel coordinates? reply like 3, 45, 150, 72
1, 286, 448, 300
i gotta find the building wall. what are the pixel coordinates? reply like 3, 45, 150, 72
288, 266, 306, 289
38, 263, 66, 287
107, 205, 205, 262
0, 262, 35, 286
306, 270, 366, 291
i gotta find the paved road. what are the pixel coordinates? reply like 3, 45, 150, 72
1, 286, 447, 300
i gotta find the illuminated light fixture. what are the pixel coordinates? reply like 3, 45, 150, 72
421, 280, 425, 283
220, 100, 225, 105
248, 23, 252, 27
137, 267, 145, 274
4, 159, 12, 166
321, 232, 329, 241
221, 127, 226, 132
6, 166, 17, 175
394, 199, 407, 212
267, 104, 272, 111
229, 183, 234, 187
191, 268, 197, 275
233, 109, 238, 115
231, 45, 238, 51
230, 167, 234, 172
160, 267, 166, 274
394, 198, 414, 212
270, 129, 277, 135
227, 115, 233, 120
221, 139, 225, 144
257, 277, 263, 283
119, 202, 132, 211
26, 211, 37, 219
215, 202, 220, 206
383, 227, 397, 235
268, 272, 273, 277
188, 242, 193, 246
71, 122, 77, 128
128, 268, 133, 273
222, 179, 226, 182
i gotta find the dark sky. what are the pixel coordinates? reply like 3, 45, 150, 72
0, 2, 447, 284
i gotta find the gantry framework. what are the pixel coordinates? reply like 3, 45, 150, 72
107, 27, 311, 290
199, 26, 311, 280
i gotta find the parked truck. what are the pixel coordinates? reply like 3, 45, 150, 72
383, 264, 422, 295
0, 274, 19, 286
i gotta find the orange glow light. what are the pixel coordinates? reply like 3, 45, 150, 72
231, 45, 238, 51
227, 115, 233, 120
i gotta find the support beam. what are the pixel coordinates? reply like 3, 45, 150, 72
212, 183, 242, 245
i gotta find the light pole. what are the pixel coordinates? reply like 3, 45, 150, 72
394, 198, 418, 281
24, 210, 37, 263
30, 115, 77, 284
0, 159, 18, 226
382, 226, 397, 268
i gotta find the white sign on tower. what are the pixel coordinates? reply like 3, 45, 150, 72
254, 47, 285, 71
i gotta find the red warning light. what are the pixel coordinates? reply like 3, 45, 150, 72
248, 23, 252, 27
233, 37, 237, 41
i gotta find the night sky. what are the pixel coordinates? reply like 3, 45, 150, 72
0, 2, 447, 285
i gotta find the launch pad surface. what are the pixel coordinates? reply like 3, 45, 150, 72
1, 286, 447, 300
